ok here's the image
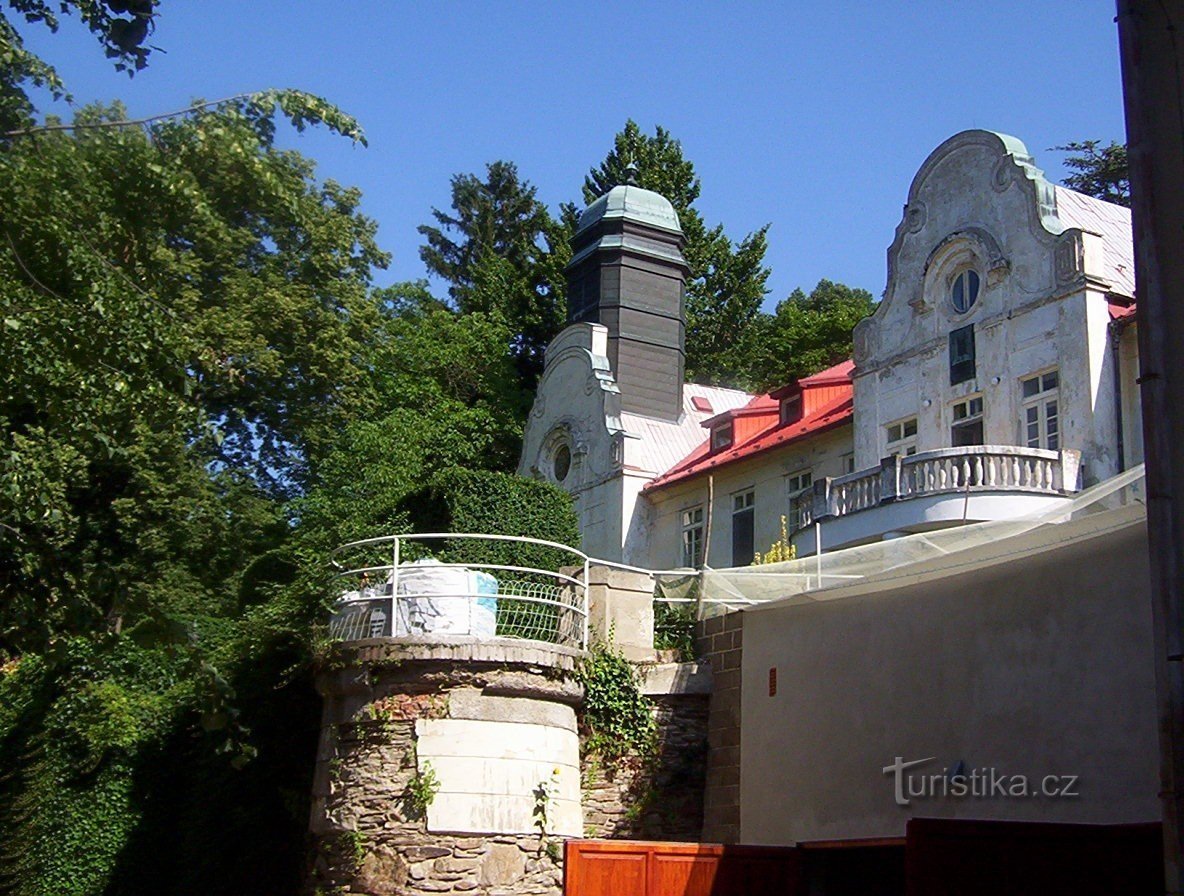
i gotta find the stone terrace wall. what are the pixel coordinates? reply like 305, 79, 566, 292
581, 690, 709, 841
308, 640, 581, 896
696, 612, 743, 844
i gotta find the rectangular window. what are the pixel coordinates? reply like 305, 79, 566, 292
786, 471, 813, 531
842, 453, 856, 474
680, 506, 704, 568
885, 417, 919, 457
711, 422, 733, 452
951, 395, 984, 447
1021, 370, 1060, 450
949, 324, 976, 385
731, 490, 755, 566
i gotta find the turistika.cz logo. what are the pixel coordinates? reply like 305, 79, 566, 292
882, 756, 1080, 807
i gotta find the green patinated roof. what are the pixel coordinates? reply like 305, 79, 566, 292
576, 184, 682, 235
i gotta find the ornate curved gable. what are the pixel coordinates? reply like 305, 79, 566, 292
855, 130, 1071, 374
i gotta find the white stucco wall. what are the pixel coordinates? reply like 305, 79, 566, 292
644, 426, 853, 569
852, 131, 1127, 484
738, 510, 1158, 844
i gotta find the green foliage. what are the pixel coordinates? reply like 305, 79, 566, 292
409, 468, 580, 560
532, 766, 560, 838
0, 85, 378, 893
653, 602, 696, 662
576, 640, 656, 763
419, 161, 568, 385
0, 1, 160, 132
406, 761, 440, 818
750, 278, 875, 389
1052, 140, 1129, 207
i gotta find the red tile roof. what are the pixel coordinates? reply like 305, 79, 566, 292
644, 361, 855, 492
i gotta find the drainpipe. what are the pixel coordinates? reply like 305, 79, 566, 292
1111, 320, 1127, 473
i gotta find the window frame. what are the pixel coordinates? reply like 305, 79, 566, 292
950, 395, 985, 447
1020, 369, 1060, 450
786, 470, 813, 531
731, 489, 755, 567
710, 422, 733, 452
949, 324, 977, 386
950, 268, 981, 314
885, 416, 919, 457
680, 505, 705, 568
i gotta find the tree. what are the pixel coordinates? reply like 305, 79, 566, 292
750, 279, 876, 390
1052, 140, 1130, 207
1, 1, 161, 131
582, 120, 772, 388
418, 161, 567, 384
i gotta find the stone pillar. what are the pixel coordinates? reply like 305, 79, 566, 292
308, 638, 583, 896
584, 564, 656, 662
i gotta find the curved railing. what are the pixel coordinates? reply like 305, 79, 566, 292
792, 446, 1081, 531
328, 533, 590, 650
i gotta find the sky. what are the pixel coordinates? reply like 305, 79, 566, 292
21, 1, 1129, 309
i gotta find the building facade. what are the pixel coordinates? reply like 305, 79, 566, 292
521, 130, 1140, 568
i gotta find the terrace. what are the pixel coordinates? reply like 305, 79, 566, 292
790, 445, 1082, 553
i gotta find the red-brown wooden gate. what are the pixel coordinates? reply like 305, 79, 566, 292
564, 840, 802, 896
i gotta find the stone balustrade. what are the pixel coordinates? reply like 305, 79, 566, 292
792, 446, 1081, 531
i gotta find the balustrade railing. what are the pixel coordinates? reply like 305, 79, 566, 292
792, 446, 1081, 532
328, 533, 589, 650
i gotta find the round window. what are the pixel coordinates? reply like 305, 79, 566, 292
552, 444, 572, 482
951, 269, 980, 313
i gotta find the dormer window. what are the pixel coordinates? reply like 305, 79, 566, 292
779, 394, 802, 425
710, 422, 733, 452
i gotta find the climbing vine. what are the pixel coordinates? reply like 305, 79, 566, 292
575, 641, 656, 763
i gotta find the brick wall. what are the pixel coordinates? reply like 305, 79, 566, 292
697, 611, 744, 844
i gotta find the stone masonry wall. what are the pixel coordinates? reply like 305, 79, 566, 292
308, 697, 564, 896
697, 611, 743, 844
581, 692, 709, 841
308, 642, 582, 896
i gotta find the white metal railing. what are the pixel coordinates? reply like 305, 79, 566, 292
328, 533, 590, 650
791, 446, 1082, 531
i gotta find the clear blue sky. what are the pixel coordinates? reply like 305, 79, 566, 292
22, 1, 1128, 308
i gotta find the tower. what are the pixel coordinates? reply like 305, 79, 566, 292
565, 172, 689, 421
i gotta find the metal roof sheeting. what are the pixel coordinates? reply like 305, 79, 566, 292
621, 383, 752, 476
1054, 186, 1135, 298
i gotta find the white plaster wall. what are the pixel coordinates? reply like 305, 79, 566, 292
739, 514, 1158, 844
518, 324, 628, 561
852, 131, 1122, 482
645, 426, 854, 569
416, 717, 582, 837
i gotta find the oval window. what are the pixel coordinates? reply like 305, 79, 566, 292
553, 444, 572, 482
951, 269, 980, 313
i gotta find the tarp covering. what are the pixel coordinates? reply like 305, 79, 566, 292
656, 466, 1146, 618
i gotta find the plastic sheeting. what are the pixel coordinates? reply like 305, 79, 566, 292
654, 465, 1146, 618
